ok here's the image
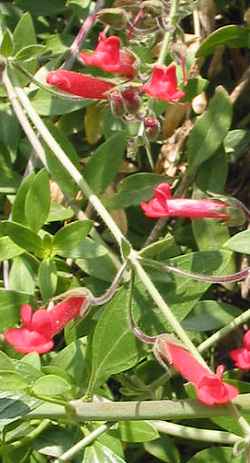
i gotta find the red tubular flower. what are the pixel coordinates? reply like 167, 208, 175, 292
141, 183, 229, 220
4, 297, 88, 354
80, 33, 136, 78
142, 64, 185, 102
157, 337, 238, 406
47, 70, 115, 99
230, 330, 250, 370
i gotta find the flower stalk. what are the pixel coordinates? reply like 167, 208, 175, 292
158, 0, 179, 65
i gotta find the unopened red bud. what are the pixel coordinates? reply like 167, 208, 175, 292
121, 87, 141, 113
109, 91, 126, 117
144, 116, 160, 140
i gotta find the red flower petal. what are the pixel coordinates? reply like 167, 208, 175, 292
157, 337, 238, 406
80, 34, 135, 78
243, 330, 250, 349
20, 304, 33, 327
143, 65, 185, 102
4, 327, 53, 354
47, 70, 115, 99
140, 183, 229, 220
48, 296, 86, 334
230, 347, 250, 370
196, 375, 238, 405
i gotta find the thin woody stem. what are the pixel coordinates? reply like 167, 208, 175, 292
154, 420, 240, 444
91, 261, 128, 305
142, 257, 250, 284
198, 308, 250, 353
157, 0, 179, 65
128, 270, 157, 345
62, 0, 105, 69
27, 395, 250, 421
56, 422, 114, 462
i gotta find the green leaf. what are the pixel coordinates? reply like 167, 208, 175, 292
32, 89, 90, 116
13, 13, 36, 53
84, 443, 127, 463
0, 221, 43, 256
119, 421, 159, 442
61, 237, 108, 259
140, 234, 180, 260
15, 0, 67, 16
0, 28, 14, 56
15, 360, 43, 383
182, 300, 241, 331
144, 436, 180, 463
0, 236, 23, 261
87, 288, 142, 393
225, 229, 250, 254
76, 253, 117, 282
106, 173, 168, 209
224, 129, 250, 161
0, 145, 20, 194
47, 202, 74, 222
137, 250, 234, 329
0, 104, 21, 157
21, 352, 41, 371
12, 12, 37, 86
0, 371, 28, 391
197, 25, 250, 57
193, 219, 231, 252
0, 392, 39, 429
53, 220, 92, 257
186, 87, 232, 171
38, 259, 57, 302
182, 77, 208, 102
50, 339, 88, 387
9, 255, 36, 294
25, 169, 50, 232
85, 132, 127, 195
0, 289, 32, 331
192, 182, 230, 252
32, 425, 81, 458
44, 122, 80, 197
187, 447, 245, 463
31, 375, 71, 397
195, 147, 228, 194
12, 173, 35, 225
14, 44, 45, 61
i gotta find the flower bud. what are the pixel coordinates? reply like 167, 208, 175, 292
144, 116, 160, 140
121, 87, 141, 114
109, 91, 126, 118
97, 8, 129, 29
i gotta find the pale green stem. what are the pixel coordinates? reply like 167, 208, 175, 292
26, 395, 250, 422
157, 0, 179, 65
56, 422, 114, 462
154, 420, 240, 444
228, 403, 250, 437
199, 308, 250, 354
2, 70, 48, 169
